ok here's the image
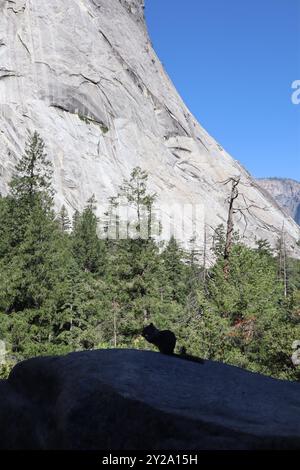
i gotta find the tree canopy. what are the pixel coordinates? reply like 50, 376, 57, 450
0, 133, 299, 381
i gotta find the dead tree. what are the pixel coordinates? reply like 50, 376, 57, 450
220, 176, 269, 279
203, 224, 208, 288
223, 177, 240, 278
278, 222, 288, 298
282, 228, 288, 298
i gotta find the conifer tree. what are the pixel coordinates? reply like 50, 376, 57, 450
161, 236, 188, 304
10, 131, 54, 209
0, 133, 100, 358
3, 132, 54, 249
72, 195, 105, 274
103, 196, 120, 241
120, 167, 156, 237
58, 205, 71, 232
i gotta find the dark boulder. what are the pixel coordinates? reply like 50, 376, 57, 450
0, 349, 300, 449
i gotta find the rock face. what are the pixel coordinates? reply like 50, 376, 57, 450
1, 349, 300, 450
258, 178, 300, 226
0, 0, 299, 254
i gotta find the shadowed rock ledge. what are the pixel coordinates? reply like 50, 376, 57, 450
0, 349, 300, 450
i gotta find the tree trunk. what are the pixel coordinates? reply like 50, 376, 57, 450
203, 224, 207, 289
112, 301, 118, 348
224, 177, 240, 279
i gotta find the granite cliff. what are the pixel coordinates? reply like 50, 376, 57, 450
0, 0, 299, 254
258, 178, 300, 226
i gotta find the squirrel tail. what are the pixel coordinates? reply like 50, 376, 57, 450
176, 346, 204, 364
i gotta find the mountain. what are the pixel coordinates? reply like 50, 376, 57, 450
0, 0, 299, 256
257, 178, 300, 226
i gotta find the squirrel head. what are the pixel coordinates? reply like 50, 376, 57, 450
142, 323, 157, 340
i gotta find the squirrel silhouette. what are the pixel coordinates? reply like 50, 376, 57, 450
142, 323, 204, 364
142, 323, 176, 355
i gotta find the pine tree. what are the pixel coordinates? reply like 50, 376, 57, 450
0, 133, 102, 358
10, 131, 53, 209
72, 195, 106, 274
103, 196, 120, 241
58, 205, 71, 232
120, 166, 156, 238
212, 225, 226, 258
3, 132, 54, 249
161, 236, 188, 304
189, 240, 298, 379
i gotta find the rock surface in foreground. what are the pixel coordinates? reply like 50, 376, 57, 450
0, 349, 300, 450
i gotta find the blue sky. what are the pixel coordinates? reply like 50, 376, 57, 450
146, 0, 300, 180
